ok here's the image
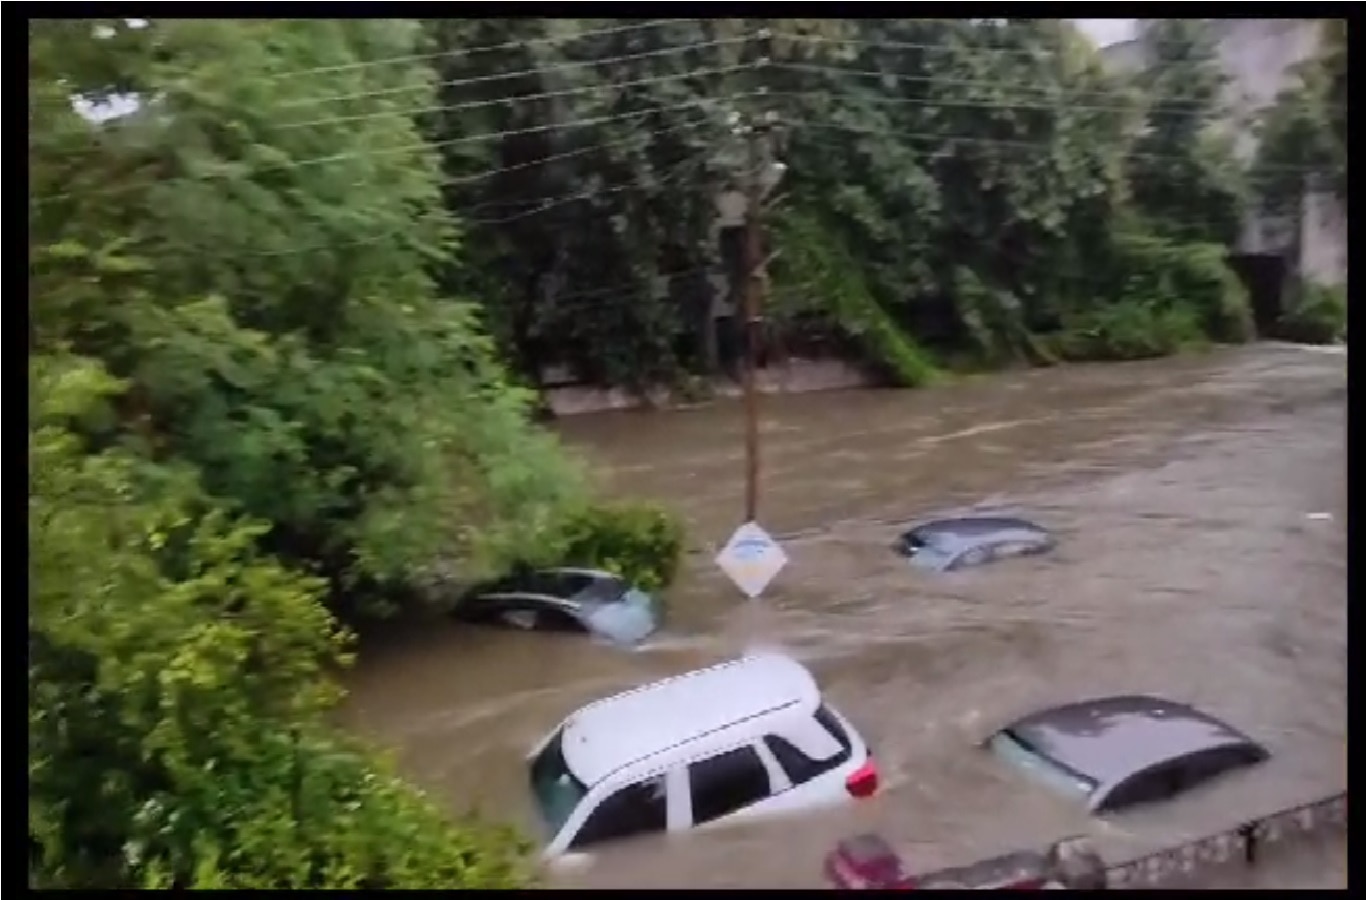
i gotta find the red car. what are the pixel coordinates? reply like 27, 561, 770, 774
825, 833, 1107, 890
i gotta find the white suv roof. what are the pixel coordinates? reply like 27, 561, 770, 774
561, 653, 822, 787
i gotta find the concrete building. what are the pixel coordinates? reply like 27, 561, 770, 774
1102, 19, 1346, 290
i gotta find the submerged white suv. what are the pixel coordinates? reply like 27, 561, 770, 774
527, 652, 879, 857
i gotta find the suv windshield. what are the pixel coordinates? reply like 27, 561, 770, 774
989, 730, 1097, 800
529, 730, 588, 837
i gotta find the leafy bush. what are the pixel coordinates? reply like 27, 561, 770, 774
29, 353, 532, 890
1108, 232, 1254, 344
1276, 282, 1346, 345
553, 501, 686, 593
1051, 301, 1207, 362
772, 208, 939, 388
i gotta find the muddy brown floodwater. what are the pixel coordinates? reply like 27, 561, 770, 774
342, 343, 1347, 889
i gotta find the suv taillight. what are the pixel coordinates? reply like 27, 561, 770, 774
845, 759, 879, 798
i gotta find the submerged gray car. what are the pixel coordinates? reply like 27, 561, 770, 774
988, 695, 1270, 813
895, 516, 1054, 572
452, 566, 659, 646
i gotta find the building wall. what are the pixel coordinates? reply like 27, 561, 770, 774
1301, 187, 1348, 287
1102, 20, 1346, 286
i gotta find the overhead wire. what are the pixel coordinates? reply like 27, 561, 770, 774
780, 118, 1324, 177
264, 18, 703, 82
767, 62, 1345, 113
31, 92, 761, 208
280, 36, 752, 108
465, 145, 728, 226
279, 62, 757, 131
35, 23, 1336, 294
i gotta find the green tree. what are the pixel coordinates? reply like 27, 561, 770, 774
422, 18, 755, 387
31, 18, 585, 611
29, 353, 530, 888
1124, 19, 1247, 246
29, 17, 555, 889
414, 18, 1256, 382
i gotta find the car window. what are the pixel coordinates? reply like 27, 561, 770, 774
990, 730, 1097, 801
535, 606, 586, 632
1100, 747, 1262, 813
1101, 764, 1186, 811
568, 775, 668, 850
523, 573, 571, 596
688, 745, 772, 825
574, 575, 629, 604
529, 731, 588, 838
765, 705, 853, 785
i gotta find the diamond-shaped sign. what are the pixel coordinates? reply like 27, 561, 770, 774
715, 522, 788, 599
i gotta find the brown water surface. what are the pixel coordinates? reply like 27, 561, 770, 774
342, 344, 1347, 889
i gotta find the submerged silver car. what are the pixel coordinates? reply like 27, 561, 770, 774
895, 516, 1054, 572
452, 566, 659, 646
987, 695, 1270, 813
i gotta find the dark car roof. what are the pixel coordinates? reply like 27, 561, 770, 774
1002, 695, 1261, 789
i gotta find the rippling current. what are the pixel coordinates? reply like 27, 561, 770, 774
342, 344, 1347, 889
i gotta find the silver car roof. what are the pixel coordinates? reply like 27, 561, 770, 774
1002, 695, 1262, 790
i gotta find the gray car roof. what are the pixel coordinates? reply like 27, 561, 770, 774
1002, 695, 1261, 789
909, 516, 1048, 542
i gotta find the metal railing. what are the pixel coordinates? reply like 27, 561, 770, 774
826, 791, 1347, 890
1103, 791, 1347, 888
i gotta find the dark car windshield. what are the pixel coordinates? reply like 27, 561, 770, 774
573, 574, 628, 604
989, 730, 1097, 800
529, 730, 589, 839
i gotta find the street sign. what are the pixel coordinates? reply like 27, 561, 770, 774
715, 521, 788, 599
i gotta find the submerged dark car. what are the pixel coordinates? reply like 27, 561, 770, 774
452, 567, 659, 646
987, 695, 1269, 814
895, 516, 1054, 572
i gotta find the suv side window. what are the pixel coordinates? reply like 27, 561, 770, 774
688, 745, 772, 825
536, 606, 587, 632
569, 776, 667, 849
765, 706, 854, 786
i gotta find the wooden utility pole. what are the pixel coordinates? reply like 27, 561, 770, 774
741, 122, 768, 525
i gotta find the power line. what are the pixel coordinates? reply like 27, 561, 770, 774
266, 18, 704, 81
761, 87, 1318, 124
465, 150, 721, 226
281, 36, 753, 108
769, 62, 1347, 112
784, 119, 1328, 176
31, 95, 758, 208
773, 30, 1236, 67
280, 63, 757, 131
443, 115, 717, 189
276, 94, 754, 169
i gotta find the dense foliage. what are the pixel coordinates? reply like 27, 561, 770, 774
30, 17, 1340, 888
413, 18, 1297, 389
30, 18, 555, 888
553, 501, 686, 593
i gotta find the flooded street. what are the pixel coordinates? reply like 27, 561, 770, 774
342, 343, 1347, 889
